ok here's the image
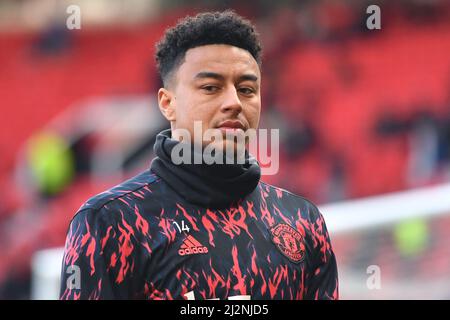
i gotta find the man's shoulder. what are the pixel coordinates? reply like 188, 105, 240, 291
258, 181, 330, 239
74, 169, 161, 219
258, 181, 321, 216
260, 181, 323, 223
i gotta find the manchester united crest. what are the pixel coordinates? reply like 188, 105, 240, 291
270, 223, 305, 263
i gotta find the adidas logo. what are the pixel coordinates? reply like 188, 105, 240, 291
178, 235, 208, 256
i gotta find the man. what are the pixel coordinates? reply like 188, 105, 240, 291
60, 10, 338, 300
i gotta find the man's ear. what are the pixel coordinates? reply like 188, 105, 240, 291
157, 88, 176, 122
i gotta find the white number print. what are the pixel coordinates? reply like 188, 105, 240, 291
173, 220, 190, 234
184, 290, 251, 300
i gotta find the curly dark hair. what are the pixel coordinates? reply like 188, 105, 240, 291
155, 10, 262, 87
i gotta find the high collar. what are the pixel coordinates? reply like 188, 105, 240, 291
150, 129, 261, 209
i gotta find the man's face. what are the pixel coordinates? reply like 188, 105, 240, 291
158, 44, 261, 154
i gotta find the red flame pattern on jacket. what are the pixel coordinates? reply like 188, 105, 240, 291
60, 170, 338, 300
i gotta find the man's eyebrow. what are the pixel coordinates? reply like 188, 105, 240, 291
194, 72, 225, 81
193, 72, 258, 83
237, 74, 258, 82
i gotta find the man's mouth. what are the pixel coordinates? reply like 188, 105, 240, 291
216, 120, 246, 131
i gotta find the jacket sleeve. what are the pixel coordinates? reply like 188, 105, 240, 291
59, 208, 141, 299
305, 209, 339, 300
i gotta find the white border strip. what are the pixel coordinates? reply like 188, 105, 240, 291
319, 183, 450, 234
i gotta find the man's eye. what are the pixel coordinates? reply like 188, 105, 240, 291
201, 85, 220, 93
238, 87, 255, 95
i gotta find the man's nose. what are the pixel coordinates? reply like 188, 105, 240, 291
220, 86, 243, 115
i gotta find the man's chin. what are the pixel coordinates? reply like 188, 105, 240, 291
205, 140, 247, 163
